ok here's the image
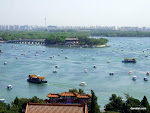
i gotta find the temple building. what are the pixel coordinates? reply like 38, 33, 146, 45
65, 38, 79, 46
45, 92, 91, 104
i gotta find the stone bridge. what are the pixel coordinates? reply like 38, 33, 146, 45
6, 39, 46, 45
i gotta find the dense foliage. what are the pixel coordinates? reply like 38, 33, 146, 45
0, 31, 108, 46
69, 88, 85, 94
1, 30, 150, 42
0, 96, 45, 113
91, 30, 150, 37
0, 31, 90, 41
105, 94, 150, 113
78, 37, 108, 45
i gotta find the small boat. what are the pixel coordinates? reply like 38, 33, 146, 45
93, 65, 96, 68
53, 70, 57, 73
128, 71, 133, 75
35, 54, 38, 56
84, 69, 88, 73
55, 65, 59, 68
27, 75, 47, 84
0, 99, 5, 103
50, 56, 53, 59
85, 55, 88, 58
132, 76, 137, 81
21, 53, 26, 55
65, 56, 68, 59
146, 72, 150, 76
109, 72, 114, 75
144, 77, 148, 81
122, 58, 136, 63
107, 61, 111, 63
7, 85, 12, 89
79, 82, 87, 86
4, 62, 7, 65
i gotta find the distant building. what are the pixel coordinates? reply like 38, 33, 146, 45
47, 25, 57, 30
65, 38, 79, 46
20, 25, 29, 30
14, 25, 20, 30
9, 25, 14, 30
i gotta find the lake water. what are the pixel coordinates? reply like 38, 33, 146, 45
0, 37, 150, 108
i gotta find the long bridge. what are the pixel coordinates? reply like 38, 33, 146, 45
6, 39, 46, 45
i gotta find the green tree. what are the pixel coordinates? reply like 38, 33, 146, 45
141, 96, 150, 113
105, 94, 124, 112
69, 88, 85, 94
124, 94, 141, 113
90, 90, 100, 113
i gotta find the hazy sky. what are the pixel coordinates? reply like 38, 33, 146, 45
0, 0, 150, 27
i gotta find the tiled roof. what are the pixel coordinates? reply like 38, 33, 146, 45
47, 92, 91, 99
25, 103, 88, 113
60, 92, 78, 97
47, 94, 60, 98
77, 94, 91, 99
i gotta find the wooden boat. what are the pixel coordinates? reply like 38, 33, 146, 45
27, 75, 47, 84
122, 58, 136, 63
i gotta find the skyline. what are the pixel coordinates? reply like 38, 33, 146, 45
1, 0, 150, 27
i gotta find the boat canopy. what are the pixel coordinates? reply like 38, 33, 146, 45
125, 58, 136, 60
38, 77, 45, 79
29, 75, 45, 79
29, 75, 36, 77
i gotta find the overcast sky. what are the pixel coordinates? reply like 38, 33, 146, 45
0, 0, 150, 27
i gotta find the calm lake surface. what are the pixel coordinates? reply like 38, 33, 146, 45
1, 37, 150, 108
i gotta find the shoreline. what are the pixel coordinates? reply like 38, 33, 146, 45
45, 44, 110, 48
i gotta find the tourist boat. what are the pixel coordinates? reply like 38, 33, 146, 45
27, 75, 47, 84
79, 82, 87, 86
122, 58, 136, 63
132, 76, 137, 81
144, 77, 148, 81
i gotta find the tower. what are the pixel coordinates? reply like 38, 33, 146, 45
45, 17, 46, 28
